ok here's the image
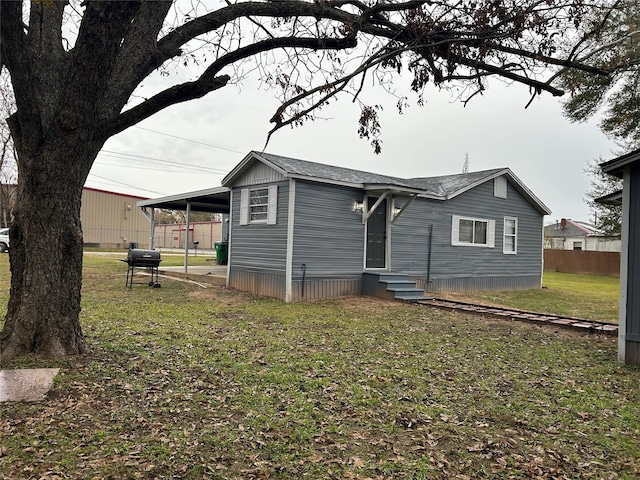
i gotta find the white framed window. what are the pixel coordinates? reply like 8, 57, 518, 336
503, 217, 518, 254
494, 176, 507, 198
249, 188, 269, 223
239, 185, 278, 225
451, 215, 495, 247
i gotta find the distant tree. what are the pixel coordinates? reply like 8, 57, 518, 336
0, 0, 616, 361
155, 209, 218, 224
558, 0, 640, 150
585, 158, 622, 236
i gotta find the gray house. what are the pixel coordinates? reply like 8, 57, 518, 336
221, 151, 550, 302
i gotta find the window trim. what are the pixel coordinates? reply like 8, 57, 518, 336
239, 185, 278, 226
503, 216, 518, 254
494, 176, 507, 199
451, 215, 495, 248
249, 187, 270, 224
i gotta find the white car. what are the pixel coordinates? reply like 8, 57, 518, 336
0, 228, 9, 253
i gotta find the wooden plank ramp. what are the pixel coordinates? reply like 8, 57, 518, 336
419, 298, 618, 335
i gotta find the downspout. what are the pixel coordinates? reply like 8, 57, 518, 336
301, 263, 306, 299
426, 224, 433, 292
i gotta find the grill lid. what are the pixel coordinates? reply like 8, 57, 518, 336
127, 248, 161, 266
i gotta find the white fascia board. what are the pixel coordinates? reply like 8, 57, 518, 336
221, 151, 289, 186
136, 186, 230, 208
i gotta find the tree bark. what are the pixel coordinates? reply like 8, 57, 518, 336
0, 0, 144, 362
0, 128, 101, 361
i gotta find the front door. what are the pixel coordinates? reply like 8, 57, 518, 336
366, 198, 387, 268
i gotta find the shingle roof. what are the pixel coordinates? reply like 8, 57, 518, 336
257, 152, 421, 190
250, 152, 506, 196
408, 169, 506, 197
544, 219, 604, 238
221, 151, 550, 214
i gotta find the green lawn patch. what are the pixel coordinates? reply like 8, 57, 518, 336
437, 272, 619, 322
1, 256, 638, 479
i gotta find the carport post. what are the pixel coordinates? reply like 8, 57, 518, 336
149, 208, 155, 249
184, 202, 191, 273
140, 206, 156, 250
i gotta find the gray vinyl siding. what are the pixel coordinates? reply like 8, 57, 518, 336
392, 179, 543, 291
290, 278, 362, 302
291, 181, 365, 281
229, 180, 289, 273
234, 160, 286, 186
228, 269, 286, 300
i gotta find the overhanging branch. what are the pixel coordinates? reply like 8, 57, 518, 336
102, 35, 357, 138
454, 56, 565, 96
486, 42, 611, 76
101, 74, 231, 139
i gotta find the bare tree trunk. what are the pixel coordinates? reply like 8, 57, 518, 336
0, 132, 99, 361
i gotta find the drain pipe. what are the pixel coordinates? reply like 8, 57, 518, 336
301, 263, 307, 299
426, 224, 433, 292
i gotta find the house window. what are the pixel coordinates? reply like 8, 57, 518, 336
451, 215, 495, 247
249, 188, 269, 223
494, 176, 507, 198
239, 185, 278, 225
503, 217, 517, 254
573, 241, 583, 251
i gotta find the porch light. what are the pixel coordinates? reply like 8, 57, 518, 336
353, 200, 364, 212
393, 206, 402, 217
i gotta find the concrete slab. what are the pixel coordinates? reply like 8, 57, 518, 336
0, 368, 60, 402
158, 265, 227, 286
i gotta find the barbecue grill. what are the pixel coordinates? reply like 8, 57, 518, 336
123, 248, 162, 288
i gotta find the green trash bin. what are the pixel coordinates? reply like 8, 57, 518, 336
214, 241, 228, 265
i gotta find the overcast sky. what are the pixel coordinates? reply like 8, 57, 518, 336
92, 68, 618, 225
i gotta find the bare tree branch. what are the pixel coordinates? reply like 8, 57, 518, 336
103, 36, 357, 137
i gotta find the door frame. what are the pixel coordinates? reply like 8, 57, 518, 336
363, 194, 391, 270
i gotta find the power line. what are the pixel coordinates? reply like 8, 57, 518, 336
97, 150, 228, 175
132, 125, 245, 154
87, 173, 167, 196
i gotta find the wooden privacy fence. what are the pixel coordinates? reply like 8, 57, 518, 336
544, 249, 620, 276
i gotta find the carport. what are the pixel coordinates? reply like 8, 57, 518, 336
137, 186, 231, 274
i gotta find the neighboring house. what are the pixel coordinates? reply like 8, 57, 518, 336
544, 218, 621, 252
598, 148, 640, 366
217, 151, 550, 301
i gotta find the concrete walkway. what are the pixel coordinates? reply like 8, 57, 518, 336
158, 264, 227, 286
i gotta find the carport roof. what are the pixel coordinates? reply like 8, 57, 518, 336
136, 186, 230, 213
